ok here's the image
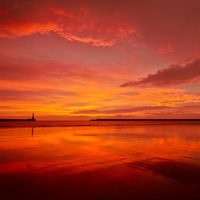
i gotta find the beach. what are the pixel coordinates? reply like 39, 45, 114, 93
0, 121, 200, 200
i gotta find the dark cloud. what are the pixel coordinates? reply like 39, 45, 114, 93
72, 105, 200, 119
121, 59, 200, 87
72, 106, 170, 114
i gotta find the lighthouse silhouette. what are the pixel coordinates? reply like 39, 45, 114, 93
32, 113, 35, 121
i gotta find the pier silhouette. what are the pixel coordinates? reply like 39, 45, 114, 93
0, 113, 36, 122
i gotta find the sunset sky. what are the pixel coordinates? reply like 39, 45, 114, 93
0, 0, 200, 120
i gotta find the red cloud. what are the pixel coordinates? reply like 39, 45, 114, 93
120, 59, 200, 87
157, 43, 174, 54
0, 54, 131, 83
0, 4, 139, 47
0, 89, 76, 102
0, 7, 8, 15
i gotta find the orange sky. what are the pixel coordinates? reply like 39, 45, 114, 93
0, 0, 200, 120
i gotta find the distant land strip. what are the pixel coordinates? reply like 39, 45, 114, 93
90, 118, 200, 121
0, 118, 36, 122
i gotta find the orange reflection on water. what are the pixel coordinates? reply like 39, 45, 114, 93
0, 124, 200, 200
0, 125, 200, 174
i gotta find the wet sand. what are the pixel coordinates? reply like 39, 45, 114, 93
0, 123, 200, 200
1, 161, 199, 200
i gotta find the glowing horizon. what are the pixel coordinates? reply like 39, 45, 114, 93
0, 0, 200, 120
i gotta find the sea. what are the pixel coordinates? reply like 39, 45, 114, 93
0, 120, 200, 200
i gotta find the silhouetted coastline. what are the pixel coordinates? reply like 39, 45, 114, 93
90, 118, 200, 121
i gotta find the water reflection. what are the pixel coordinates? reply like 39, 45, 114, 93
0, 124, 200, 200
32, 127, 34, 137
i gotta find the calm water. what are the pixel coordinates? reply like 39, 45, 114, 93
0, 121, 200, 200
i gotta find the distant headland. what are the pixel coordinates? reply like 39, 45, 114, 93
90, 118, 200, 121
0, 113, 36, 122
